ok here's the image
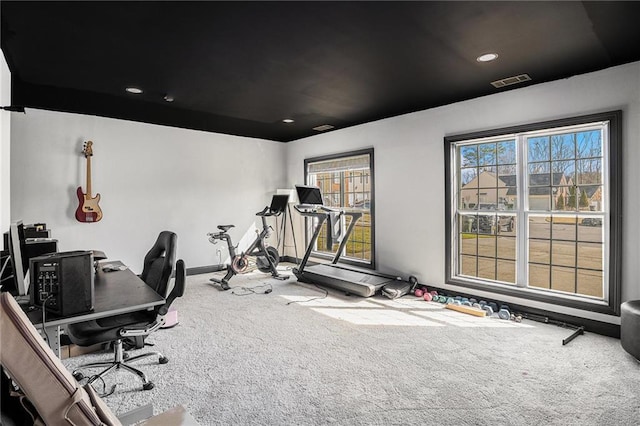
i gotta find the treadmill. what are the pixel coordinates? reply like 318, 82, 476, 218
292, 185, 395, 297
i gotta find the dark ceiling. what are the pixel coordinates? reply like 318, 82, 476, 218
2, 1, 640, 142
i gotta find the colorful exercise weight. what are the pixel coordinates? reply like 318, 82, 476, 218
482, 305, 494, 316
498, 308, 511, 320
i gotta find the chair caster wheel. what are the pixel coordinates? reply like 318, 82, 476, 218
73, 372, 84, 381
143, 382, 154, 390
159, 356, 169, 364
123, 352, 130, 360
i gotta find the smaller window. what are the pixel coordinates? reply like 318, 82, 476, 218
305, 149, 375, 266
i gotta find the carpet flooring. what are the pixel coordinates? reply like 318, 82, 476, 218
63, 265, 640, 425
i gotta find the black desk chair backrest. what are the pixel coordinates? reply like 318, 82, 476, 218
159, 259, 186, 317
140, 231, 177, 297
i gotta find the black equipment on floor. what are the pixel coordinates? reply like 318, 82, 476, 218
292, 185, 395, 297
29, 250, 94, 316
208, 194, 290, 290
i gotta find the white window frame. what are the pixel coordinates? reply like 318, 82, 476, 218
444, 111, 622, 315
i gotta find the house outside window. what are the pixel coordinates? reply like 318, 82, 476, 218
305, 149, 374, 266
445, 111, 621, 315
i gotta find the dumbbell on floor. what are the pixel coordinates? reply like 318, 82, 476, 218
498, 304, 511, 320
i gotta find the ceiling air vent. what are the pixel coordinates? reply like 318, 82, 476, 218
313, 124, 334, 132
491, 73, 531, 88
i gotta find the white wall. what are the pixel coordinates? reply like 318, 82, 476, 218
0, 54, 11, 231
10, 110, 287, 273
286, 61, 640, 324
9, 62, 640, 323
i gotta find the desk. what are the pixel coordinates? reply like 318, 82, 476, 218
25, 261, 164, 358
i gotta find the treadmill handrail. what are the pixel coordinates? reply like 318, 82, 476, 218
297, 215, 327, 272
331, 210, 362, 264
293, 204, 363, 271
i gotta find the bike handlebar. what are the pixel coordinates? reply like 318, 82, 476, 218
255, 206, 270, 216
256, 205, 283, 217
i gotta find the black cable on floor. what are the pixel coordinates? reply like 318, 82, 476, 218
286, 283, 329, 305
231, 283, 273, 296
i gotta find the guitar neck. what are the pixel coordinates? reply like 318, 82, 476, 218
86, 155, 92, 197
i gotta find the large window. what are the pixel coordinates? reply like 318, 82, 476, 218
445, 111, 621, 315
304, 149, 374, 266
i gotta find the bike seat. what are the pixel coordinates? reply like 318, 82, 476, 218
217, 224, 235, 232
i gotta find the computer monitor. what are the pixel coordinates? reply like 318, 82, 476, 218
8, 220, 29, 297
295, 185, 323, 205
269, 194, 290, 214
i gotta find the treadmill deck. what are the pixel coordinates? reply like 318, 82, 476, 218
297, 264, 395, 297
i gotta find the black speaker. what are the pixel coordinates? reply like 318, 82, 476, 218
24, 239, 58, 264
30, 251, 94, 316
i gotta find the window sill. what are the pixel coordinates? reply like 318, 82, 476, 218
447, 276, 618, 316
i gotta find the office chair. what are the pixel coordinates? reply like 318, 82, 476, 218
126, 230, 178, 349
66, 232, 181, 392
68, 258, 185, 392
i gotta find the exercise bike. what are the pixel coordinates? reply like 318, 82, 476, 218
207, 194, 290, 290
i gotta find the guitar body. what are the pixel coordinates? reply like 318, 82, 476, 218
75, 186, 103, 222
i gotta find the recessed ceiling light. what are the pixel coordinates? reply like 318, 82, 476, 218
125, 87, 143, 94
283, 118, 294, 124
164, 95, 174, 102
476, 53, 499, 62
